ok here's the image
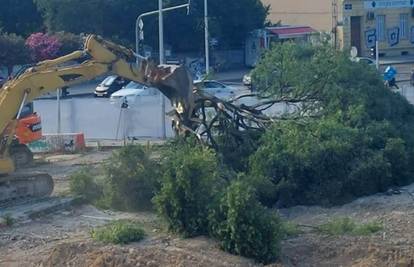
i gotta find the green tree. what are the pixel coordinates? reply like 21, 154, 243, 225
34, 0, 268, 52
102, 145, 160, 211
35, 0, 106, 35
54, 32, 83, 56
249, 42, 414, 207
0, 0, 43, 36
154, 143, 223, 237
209, 180, 283, 264
0, 33, 29, 75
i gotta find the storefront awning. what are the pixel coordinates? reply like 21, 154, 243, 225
267, 26, 316, 39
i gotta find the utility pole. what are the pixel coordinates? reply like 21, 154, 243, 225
159, 0, 165, 65
57, 89, 61, 134
135, 1, 190, 140
159, 0, 166, 139
204, 0, 209, 75
376, 41, 379, 70
331, 0, 338, 49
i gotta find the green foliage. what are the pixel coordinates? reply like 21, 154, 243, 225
1, 213, 15, 227
54, 31, 83, 56
0, 0, 43, 36
102, 145, 160, 211
281, 221, 302, 238
215, 126, 263, 172
208, 181, 283, 264
154, 143, 223, 237
0, 33, 29, 74
34, 0, 267, 52
317, 217, 383, 236
250, 42, 414, 207
91, 220, 145, 244
250, 119, 412, 207
69, 167, 102, 203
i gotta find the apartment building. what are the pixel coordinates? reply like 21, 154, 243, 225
342, 0, 414, 56
263, 0, 414, 57
262, 0, 334, 32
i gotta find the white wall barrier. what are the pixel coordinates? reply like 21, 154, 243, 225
28, 133, 85, 153
33, 96, 174, 140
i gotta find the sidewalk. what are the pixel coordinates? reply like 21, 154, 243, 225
380, 56, 414, 65
214, 68, 249, 82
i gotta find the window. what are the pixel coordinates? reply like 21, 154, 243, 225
376, 15, 386, 41
400, 13, 409, 39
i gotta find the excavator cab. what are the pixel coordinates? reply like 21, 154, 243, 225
15, 103, 42, 145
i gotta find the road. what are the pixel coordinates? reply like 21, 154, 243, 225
33, 64, 414, 140
33, 73, 251, 140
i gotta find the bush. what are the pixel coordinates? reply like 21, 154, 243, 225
215, 127, 262, 172
248, 42, 414, 207
250, 118, 414, 207
153, 143, 223, 237
1, 214, 15, 227
209, 181, 283, 264
102, 145, 159, 211
91, 220, 145, 244
69, 167, 102, 202
317, 217, 383, 236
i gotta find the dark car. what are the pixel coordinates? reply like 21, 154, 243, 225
0, 76, 5, 87
94, 75, 130, 97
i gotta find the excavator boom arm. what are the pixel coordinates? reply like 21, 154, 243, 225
0, 35, 194, 174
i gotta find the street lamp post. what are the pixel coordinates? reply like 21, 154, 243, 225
159, 0, 165, 65
135, 2, 190, 62
135, 1, 190, 139
204, 0, 209, 75
158, 0, 166, 139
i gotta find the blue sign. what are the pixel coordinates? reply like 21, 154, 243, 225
365, 29, 377, 48
411, 26, 414, 43
365, 0, 414, 9
345, 3, 353, 10
387, 27, 400, 46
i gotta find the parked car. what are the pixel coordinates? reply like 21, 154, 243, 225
0, 76, 4, 87
243, 72, 252, 87
94, 75, 130, 97
194, 80, 236, 100
110, 81, 159, 105
351, 57, 376, 66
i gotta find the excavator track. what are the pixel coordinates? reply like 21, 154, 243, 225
0, 172, 54, 203
10, 144, 34, 168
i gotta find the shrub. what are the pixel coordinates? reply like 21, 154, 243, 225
281, 221, 302, 238
317, 217, 383, 236
209, 181, 283, 264
102, 145, 159, 211
154, 143, 223, 237
250, 118, 413, 207
69, 167, 102, 202
215, 127, 262, 172
1, 214, 15, 227
91, 220, 145, 244
248, 42, 414, 207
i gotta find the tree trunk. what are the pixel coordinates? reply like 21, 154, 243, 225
7, 65, 13, 77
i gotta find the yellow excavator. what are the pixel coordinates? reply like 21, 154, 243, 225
0, 35, 195, 202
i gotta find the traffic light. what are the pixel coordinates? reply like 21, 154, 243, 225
370, 46, 376, 59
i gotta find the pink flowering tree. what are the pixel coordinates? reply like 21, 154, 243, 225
25, 32, 62, 62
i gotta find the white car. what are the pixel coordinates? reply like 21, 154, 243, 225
194, 80, 236, 100
351, 57, 377, 66
243, 72, 252, 87
110, 81, 159, 105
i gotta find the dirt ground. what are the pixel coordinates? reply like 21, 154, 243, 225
1, 149, 414, 267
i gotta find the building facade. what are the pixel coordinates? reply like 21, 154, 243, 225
262, 0, 333, 32
341, 0, 414, 57
262, 0, 414, 57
